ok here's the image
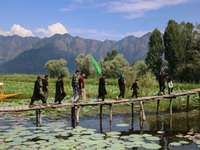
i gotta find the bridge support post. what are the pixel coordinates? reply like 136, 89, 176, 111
36, 110, 38, 124
109, 104, 112, 122
100, 105, 103, 120
199, 92, 200, 118
156, 100, 160, 115
131, 103, 134, 117
71, 107, 76, 128
186, 95, 190, 112
170, 98, 173, 116
39, 109, 42, 126
76, 106, 81, 125
140, 101, 146, 121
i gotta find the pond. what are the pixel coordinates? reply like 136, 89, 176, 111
0, 106, 200, 150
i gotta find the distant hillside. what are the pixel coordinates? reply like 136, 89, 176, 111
0, 35, 41, 64
0, 33, 151, 74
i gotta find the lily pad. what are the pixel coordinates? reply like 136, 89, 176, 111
116, 123, 129, 127
179, 141, 189, 144
5, 138, 14, 142
157, 131, 165, 134
169, 142, 181, 146
142, 143, 161, 149
146, 136, 160, 141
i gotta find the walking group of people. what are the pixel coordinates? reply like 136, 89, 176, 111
29, 70, 140, 107
29, 70, 174, 107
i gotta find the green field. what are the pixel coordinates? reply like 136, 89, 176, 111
0, 74, 199, 114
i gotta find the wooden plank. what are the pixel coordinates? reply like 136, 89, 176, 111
0, 88, 200, 113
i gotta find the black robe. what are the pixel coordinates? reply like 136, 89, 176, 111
118, 77, 125, 98
159, 74, 166, 91
98, 77, 107, 96
55, 80, 62, 102
31, 80, 44, 101
60, 79, 66, 98
30, 80, 45, 105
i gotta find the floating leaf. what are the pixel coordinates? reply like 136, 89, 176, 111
142, 143, 161, 149
169, 142, 181, 146
146, 136, 160, 141
5, 138, 14, 142
116, 123, 129, 127
157, 131, 165, 134
179, 141, 189, 144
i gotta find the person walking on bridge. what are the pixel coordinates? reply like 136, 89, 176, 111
72, 70, 80, 101
54, 77, 63, 104
29, 76, 46, 108
42, 75, 49, 102
98, 74, 107, 101
73, 73, 86, 103
60, 75, 66, 101
116, 74, 126, 100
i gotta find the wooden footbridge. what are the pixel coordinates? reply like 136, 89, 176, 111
0, 88, 200, 126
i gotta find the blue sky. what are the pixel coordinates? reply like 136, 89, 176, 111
0, 0, 199, 41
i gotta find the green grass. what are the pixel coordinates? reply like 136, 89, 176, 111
0, 74, 199, 113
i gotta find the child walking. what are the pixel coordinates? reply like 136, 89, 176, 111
131, 79, 139, 98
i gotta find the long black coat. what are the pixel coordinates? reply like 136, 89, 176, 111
118, 77, 125, 91
31, 80, 43, 101
55, 80, 62, 101
98, 77, 107, 96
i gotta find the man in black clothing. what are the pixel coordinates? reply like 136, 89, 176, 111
29, 76, 46, 108
98, 74, 107, 101
54, 77, 62, 104
116, 75, 126, 100
42, 75, 49, 102
131, 79, 139, 98
60, 75, 66, 100
159, 72, 166, 95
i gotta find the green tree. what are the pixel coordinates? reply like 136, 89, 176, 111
179, 21, 196, 62
164, 20, 185, 75
76, 54, 95, 78
45, 59, 69, 78
100, 54, 129, 78
145, 28, 164, 78
104, 49, 118, 61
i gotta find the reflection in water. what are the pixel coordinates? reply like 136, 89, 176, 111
1, 109, 200, 149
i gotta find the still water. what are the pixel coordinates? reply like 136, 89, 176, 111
0, 106, 200, 149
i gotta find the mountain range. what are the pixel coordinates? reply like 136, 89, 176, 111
0, 33, 151, 74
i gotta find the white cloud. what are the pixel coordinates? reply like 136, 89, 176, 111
127, 30, 152, 37
35, 22, 68, 37
105, 0, 193, 19
0, 24, 34, 37
69, 27, 151, 41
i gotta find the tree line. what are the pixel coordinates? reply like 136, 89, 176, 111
45, 19, 200, 83
146, 20, 200, 83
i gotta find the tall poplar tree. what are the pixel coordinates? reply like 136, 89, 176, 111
163, 20, 184, 75
145, 28, 164, 78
